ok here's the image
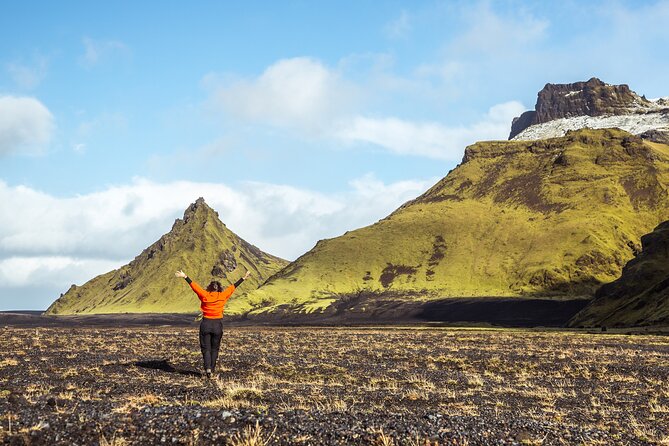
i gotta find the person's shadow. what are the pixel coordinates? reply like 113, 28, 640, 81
132, 359, 201, 377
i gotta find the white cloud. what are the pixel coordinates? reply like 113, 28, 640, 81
76, 112, 128, 139
562, 1, 669, 82
601, 1, 669, 41
205, 56, 527, 160
72, 143, 86, 154
0, 96, 54, 156
451, 3, 549, 57
384, 11, 412, 39
0, 179, 240, 260
390, 2, 552, 103
0, 175, 433, 303
208, 57, 360, 135
336, 101, 525, 160
236, 174, 435, 257
0, 256, 120, 288
69, 112, 127, 155
6, 55, 49, 89
414, 60, 466, 83
80, 37, 129, 68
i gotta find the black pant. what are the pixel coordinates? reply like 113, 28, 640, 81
199, 318, 223, 372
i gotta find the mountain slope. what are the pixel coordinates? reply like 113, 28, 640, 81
239, 129, 669, 317
46, 198, 288, 315
569, 220, 669, 327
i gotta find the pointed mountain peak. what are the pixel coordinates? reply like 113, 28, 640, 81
178, 197, 225, 228
184, 197, 214, 216
46, 197, 288, 315
192, 196, 207, 208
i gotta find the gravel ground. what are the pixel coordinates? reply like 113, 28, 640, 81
0, 326, 667, 445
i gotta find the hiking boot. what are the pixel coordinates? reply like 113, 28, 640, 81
205, 369, 212, 379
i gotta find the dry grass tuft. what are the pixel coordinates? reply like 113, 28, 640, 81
0, 358, 18, 368
99, 432, 127, 446
372, 428, 395, 446
230, 421, 275, 446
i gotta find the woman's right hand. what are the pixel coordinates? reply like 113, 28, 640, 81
175, 270, 187, 279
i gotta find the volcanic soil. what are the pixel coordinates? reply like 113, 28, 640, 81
1, 325, 667, 445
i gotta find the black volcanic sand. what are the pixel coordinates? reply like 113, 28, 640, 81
419, 298, 589, 327
0, 312, 198, 327
240, 297, 591, 327
0, 296, 589, 329
1, 326, 667, 445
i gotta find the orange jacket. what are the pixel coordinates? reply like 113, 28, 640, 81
189, 281, 236, 319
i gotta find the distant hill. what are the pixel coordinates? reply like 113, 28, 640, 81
238, 128, 669, 319
46, 198, 288, 315
570, 220, 669, 327
509, 77, 669, 141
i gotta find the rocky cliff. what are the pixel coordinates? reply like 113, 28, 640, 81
510, 78, 669, 141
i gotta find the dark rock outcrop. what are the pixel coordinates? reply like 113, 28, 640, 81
639, 129, 669, 144
570, 220, 669, 327
509, 78, 649, 139
509, 111, 537, 141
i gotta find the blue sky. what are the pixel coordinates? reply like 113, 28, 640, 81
1, 0, 669, 310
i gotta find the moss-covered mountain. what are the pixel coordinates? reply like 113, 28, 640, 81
46, 198, 288, 315
238, 129, 669, 317
570, 220, 669, 327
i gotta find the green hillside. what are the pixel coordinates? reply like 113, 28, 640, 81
45, 198, 288, 315
238, 129, 669, 317
570, 220, 669, 327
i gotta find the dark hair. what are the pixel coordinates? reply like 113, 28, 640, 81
206, 281, 224, 292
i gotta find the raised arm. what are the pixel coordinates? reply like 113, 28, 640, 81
222, 270, 252, 299
234, 270, 251, 287
175, 270, 207, 300
175, 270, 192, 284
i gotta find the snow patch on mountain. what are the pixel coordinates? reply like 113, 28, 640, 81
512, 111, 669, 141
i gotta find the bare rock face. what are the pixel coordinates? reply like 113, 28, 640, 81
535, 78, 643, 122
509, 78, 649, 139
509, 110, 537, 141
211, 249, 238, 277
638, 129, 669, 144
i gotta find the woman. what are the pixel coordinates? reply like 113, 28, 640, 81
175, 268, 251, 378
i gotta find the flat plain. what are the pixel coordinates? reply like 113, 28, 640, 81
1, 325, 667, 445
